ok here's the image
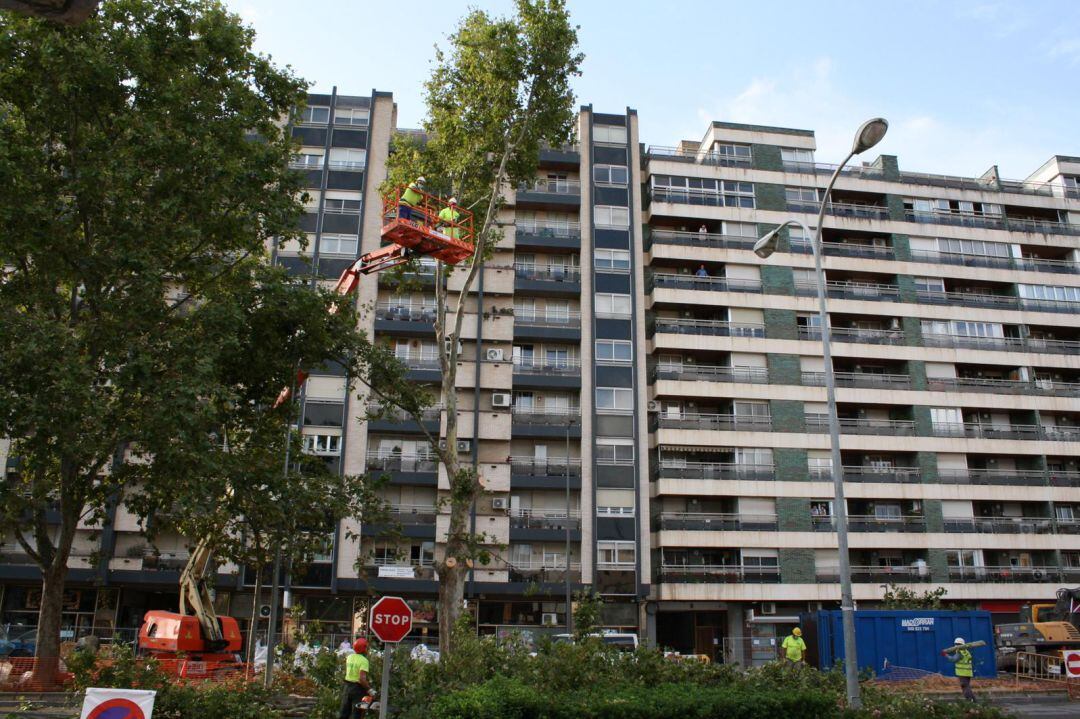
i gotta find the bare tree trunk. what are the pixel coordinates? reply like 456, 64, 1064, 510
436, 563, 466, 653
246, 560, 264, 666
29, 560, 67, 688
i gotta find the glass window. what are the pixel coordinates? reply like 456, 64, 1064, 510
594, 248, 631, 270
595, 339, 633, 362
914, 276, 945, 292
594, 205, 630, 228
786, 186, 820, 203
319, 233, 359, 256
593, 164, 629, 185
598, 541, 635, 567
300, 106, 330, 124
302, 433, 341, 455
593, 124, 627, 144
328, 148, 366, 170
781, 148, 814, 164
596, 438, 634, 465
595, 293, 632, 317
596, 387, 634, 412
334, 107, 369, 126
323, 198, 362, 214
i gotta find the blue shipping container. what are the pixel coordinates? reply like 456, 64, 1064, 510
816, 610, 996, 678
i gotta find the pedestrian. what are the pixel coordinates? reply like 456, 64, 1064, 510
942, 637, 976, 701
337, 638, 371, 719
780, 627, 806, 665
399, 176, 426, 222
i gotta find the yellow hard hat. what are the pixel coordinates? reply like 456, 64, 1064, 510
792, 627, 802, 636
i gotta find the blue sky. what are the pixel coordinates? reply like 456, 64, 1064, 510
224, 0, 1080, 179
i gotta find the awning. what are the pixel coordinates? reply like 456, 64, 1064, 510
659, 445, 735, 454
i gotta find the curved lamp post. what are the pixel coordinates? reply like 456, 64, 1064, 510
754, 117, 888, 710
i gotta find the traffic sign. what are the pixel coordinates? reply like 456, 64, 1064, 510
80, 688, 156, 719
1063, 650, 1080, 678
370, 596, 413, 643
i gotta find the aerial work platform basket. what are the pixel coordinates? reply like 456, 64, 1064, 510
380, 185, 475, 266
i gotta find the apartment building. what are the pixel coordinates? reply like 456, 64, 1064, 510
2, 89, 1078, 663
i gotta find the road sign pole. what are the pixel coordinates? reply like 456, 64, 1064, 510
379, 648, 392, 719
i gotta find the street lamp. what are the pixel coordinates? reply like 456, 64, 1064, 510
754, 117, 887, 710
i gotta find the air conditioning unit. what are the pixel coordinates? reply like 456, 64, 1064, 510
492, 392, 512, 408
760, 602, 777, 615
541, 612, 559, 626
456, 439, 472, 453
259, 604, 272, 619
647, 400, 659, 412
492, 497, 508, 510
486, 348, 504, 361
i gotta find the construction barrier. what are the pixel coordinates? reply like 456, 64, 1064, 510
1014, 651, 1067, 684
0, 657, 264, 691
0, 657, 74, 692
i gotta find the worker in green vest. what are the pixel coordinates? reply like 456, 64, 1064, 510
337, 637, 371, 719
438, 197, 462, 239
942, 637, 976, 701
780, 626, 807, 664
399, 176, 425, 222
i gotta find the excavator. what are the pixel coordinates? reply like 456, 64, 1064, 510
137, 186, 474, 672
995, 586, 1080, 669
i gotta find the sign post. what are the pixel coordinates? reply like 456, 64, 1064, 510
369, 596, 413, 719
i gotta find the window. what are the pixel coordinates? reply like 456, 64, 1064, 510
733, 401, 770, 423
808, 457, 831, 476
595, 339, 633, 363
786, 186, 821, 203
781, 148, 814, 165
951, 320, 1004, 338
373, 545, 400, 564
334, 107, 369, 126
596, 488, 635, 516
593, 124, 627, 144
593, 164, 629, 186
291, 150, 324, 168
930, 407, 962, 428
319, 233, 358, 256
723, 221, 758, 238
596, 387, 634, 412
595, 293, 632, 318
300, 106, 330, 124
651, 176, 755, 208
411, 541, 435, 566
545, 300, 570, 322
914, 276, 945, 293
597, 541, 635, 568
594, 205, 630, 228
735, 447, 773, 468
1065, 176, 1080, 198
545, 347, 570, 367
328, 148, 366, 170
594, 248, 631, 271
713, 143, 752, 164
323, 198, 362, 214
1018, 284, 1080, 303
874, 503, 902, 520
936, 238, 1010, 258
596, 438, 634, 465
303, 433, 341, 456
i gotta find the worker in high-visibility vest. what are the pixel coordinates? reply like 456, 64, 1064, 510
942, 637, 976, 701
338, 637, 371, 719
779, 627, 807, 664
399, 176, 425, 222
438, 197, 462, 239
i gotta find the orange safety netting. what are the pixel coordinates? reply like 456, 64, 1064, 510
0, 657, 265, 692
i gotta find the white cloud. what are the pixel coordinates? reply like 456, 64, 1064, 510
1046, 37, 1080, 66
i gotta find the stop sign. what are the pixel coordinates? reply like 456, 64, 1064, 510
369, 596, 413, 643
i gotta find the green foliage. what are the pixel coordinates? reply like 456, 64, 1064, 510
880, 583, 949, 610
572, 588, 602, 639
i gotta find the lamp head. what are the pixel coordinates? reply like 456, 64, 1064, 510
852, 117, 888, 154
753, 227, 782, 259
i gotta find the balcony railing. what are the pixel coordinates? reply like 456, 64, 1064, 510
508, 508, 581, 530
906, 210, 1080, 236
656, 412, 771, 431
649, 187, 754, 207
798, 327, 905, 345
518, 179, 581, 195
947, 566, 1061, 583
656, 461, 775, 481
327, 159, 366, 171
367, 404, 442, 423
511, 407, 581, 425
514, 263, 582, 283
648, 229, 756, 251
930, 422, 1048, 440
365, 452, 438, 473
937, 468, 1080, 488
943, 517, 1054, 534
652, 273, 762, 293
395, 356, 441, 371
515, 220, 581, 239
805, 415, 915, 436
788, 200, 891, 220
916, 289, 1019, 312
802, 371, 911, 389
812, 515, 926, 532
387, 504, 438, 524
657, 564, 780, 583
658, 512, 778, 531
928, 376, 1080, 397
509, 456, 581, 477
512, 356, 581, 375
834, 466, 922, 483
791, 238, 894, 260
656, 363, 768, 384
375, 303, 437, 323
646, 146, 752, 167
819, 565, 930, 582
653, 318, 765, 337
507, 561, 582, 584
514, 311, 581, 327
795, 280, 900, 302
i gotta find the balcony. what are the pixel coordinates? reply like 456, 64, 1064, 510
365, 452, 438, 474
788, 199, 890, 220
906, 209, 1080, 236
842, 565, 931, 583
646, 145, 752, 168
947, 566, 1061, 583
508, 508, 581, 531
506, 560, 582, 584
837, 466, 922, 484
652, 273, 762, 293
916, 289, 1018, 312
648, 229, 756, 251
516, 179, 581, 207
656, 412, 771, 432
512, 357, 581, 376
513, 263, 581, 296
791, 238, 894, 260
798, 326, 905, 345
802, 371, 911, 390
795, 280, 899, 302
655, 363, 768, 384
511, 407, 581, 426
653, 318, 765, 338
805, 415, 915, 436
364, 560, 437, 581
657, 564, 780, 583
515, 220, 581, 250
375, 303, 437, 323
509, 456, 581, 478
658, 512, 778, 531
943, 517, 1053, 534
928, 376, 1080, 398
514, 311, 581, 328
937, 468, 1080, 488
930, 422, 1046, 440
387, 504, 438, 525
812, 515, 926, 532
656, 461, 774, 481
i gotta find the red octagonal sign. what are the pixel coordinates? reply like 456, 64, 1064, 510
370, 596, 413, 643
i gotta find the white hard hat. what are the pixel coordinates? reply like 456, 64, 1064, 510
954, 637, 965, 645
449, 197, 458, 205
416, 176, 426, 184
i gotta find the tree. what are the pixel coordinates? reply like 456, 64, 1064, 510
880, 583, 949, 610
381, 0, 582, 654
0, 0, 378, 685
